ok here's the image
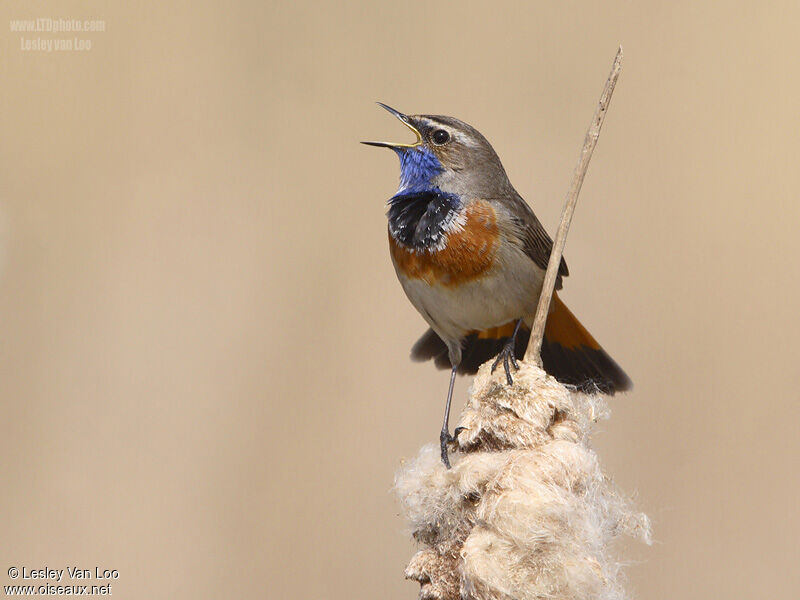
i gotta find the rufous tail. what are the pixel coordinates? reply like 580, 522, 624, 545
410, 293, 631, 395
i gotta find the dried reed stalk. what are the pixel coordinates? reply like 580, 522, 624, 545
525, 46, 624, 364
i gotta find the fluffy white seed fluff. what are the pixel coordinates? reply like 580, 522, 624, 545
395, 362, 650, 600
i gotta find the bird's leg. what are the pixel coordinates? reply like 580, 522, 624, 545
491, 318, 524, 386
439, 365, 459, 468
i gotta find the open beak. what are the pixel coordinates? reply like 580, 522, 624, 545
361, 103, 422, 149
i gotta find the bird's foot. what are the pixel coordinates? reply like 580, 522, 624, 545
439, 427, 465, 469
491, 341, 520, 386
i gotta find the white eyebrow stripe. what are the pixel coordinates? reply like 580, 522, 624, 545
454, 131, 478, 147
418, 118, 479, 147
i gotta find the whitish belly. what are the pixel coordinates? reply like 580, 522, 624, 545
396, 247, 544, 343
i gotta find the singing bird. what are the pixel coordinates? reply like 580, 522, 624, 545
364, 104, 630, 467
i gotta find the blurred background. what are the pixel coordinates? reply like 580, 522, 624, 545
1, 1, 798, 598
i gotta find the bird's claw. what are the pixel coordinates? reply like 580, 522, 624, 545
439, 427, 465, 469
491, 342, 520, 386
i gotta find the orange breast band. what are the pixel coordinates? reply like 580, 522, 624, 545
390, 201, 500, 287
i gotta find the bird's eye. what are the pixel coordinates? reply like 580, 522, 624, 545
431, 129, 450, 145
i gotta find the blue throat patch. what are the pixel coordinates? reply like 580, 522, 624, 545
395, 146, 443, 194
387, 147, 461, 251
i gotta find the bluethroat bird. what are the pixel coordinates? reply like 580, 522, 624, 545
364, 103, 631, 467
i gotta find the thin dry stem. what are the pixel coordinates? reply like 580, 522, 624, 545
524, 46, 624, 365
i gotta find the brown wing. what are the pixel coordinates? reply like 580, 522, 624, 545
498, 193, 569, 289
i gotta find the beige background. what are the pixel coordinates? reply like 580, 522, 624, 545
1, 1, 798, 598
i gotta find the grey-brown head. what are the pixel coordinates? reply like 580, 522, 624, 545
363, 103, 514, 199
